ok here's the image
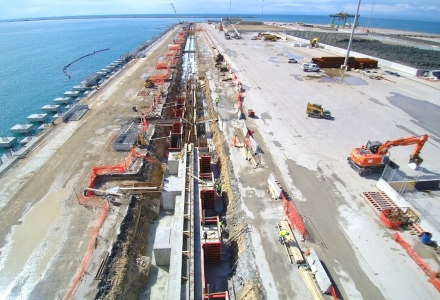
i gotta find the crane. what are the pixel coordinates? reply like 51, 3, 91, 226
347, 134, 429, 176
170, 3, 181, 24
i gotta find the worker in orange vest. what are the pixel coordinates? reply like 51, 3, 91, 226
233, 135, 237, 147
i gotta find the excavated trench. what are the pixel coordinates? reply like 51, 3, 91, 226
93, 27, 266, 299
94, 159, 165, 299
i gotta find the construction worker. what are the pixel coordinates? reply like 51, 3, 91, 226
215, 181, 222, 196
233, 135, 238, 147
215, 97, 219, 106
279, 229, 289, 244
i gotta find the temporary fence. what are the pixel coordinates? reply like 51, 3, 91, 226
382, 165, 440, 234
331, 285, 338, 299
282, 192, 308, 239
87, 147, 153, 195
64, 197, 109, 299
393, 232, 440, 293
379, 210, 402, 230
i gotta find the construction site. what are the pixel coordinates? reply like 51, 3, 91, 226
0, 19, 440, 300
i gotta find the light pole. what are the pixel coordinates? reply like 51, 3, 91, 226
261, 0, 264, 24
367, 0, 375, 32
341, 0, 362, 82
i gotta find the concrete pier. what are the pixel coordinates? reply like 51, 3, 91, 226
72, 85, 90, 92
41, 104, 60, 112
27, 113, 48, 122
0, 137, 17, 148
63, 91, 81, 98
10, 123, 34, 134
53, 97, 71, 104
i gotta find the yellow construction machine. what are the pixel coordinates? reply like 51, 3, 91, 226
145, 79, 155, 88
263, 34, 280, 41
310, 37, 319, 47
306, 102, 332, 119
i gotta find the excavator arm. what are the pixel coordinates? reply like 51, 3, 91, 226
377, 134, 428, 156
376, 134, 428, 167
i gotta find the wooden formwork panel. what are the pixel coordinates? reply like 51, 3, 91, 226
361, 192, 398, 214
203, 242, 222, 264
201, 189, 215, 209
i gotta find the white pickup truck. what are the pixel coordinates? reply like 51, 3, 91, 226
301, 62, 320, 72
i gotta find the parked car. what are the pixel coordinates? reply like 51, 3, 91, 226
287, 58, 298, 63
301, 62, 320, 72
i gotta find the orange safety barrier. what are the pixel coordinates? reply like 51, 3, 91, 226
282, 192, 308, 239
64, 197, 108, 299
155, 61, 170, 69
380, 210, 402, 230
87, 147, 154, 195
331, 284, 338, 299
393, 232, 440, 292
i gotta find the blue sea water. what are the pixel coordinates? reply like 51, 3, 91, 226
0, 14, 438, 155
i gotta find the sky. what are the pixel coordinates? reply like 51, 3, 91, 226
1, 0, 440, 21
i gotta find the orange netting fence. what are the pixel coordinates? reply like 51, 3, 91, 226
331, 284, 338, 299
393, 232, 440, 292
87, 147, 153, 195
380, 210, 402, 230
282, 192, 308, 239
64, 197, 108, 300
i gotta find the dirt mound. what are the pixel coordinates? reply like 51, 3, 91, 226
287, 31, 440, 69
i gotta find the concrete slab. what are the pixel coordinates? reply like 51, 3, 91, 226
0, 137, 17, 148
10, 124, 33, 133
41, 104, 60, 112
63, 91, 81, 98
53, 97, 71, 104
26, 113, 48, 122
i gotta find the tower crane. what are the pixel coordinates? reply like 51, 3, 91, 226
170, 3, 182, 24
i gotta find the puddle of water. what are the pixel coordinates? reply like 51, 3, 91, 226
226, 50, 237, 57
202, 51, 210, 56
273, 141, 282, 148
268, 57, 279, 63
290, 74, 304, 81
0, 188, 67, 298
260, 112, 272, 120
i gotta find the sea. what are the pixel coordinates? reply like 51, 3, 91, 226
0, 14, 439, 156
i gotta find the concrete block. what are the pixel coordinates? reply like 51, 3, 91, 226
154, 227, 172, 266
168, 159, 180, 175
162, 191, 181, 210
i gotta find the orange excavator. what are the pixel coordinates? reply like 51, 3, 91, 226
347, 134, 428, 176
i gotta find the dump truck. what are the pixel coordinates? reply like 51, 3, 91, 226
306, 102, 331, 119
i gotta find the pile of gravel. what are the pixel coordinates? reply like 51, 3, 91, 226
286, 31, 440, 69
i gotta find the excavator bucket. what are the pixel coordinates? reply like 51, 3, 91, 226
408, 156, 423, 170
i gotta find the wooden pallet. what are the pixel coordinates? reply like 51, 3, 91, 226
408, 222, 425, 237
137, 90, 148, 96
362, 192, 398, 214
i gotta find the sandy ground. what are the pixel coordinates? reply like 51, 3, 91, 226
0, 26, 180, 299
201, 22, 440, 300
